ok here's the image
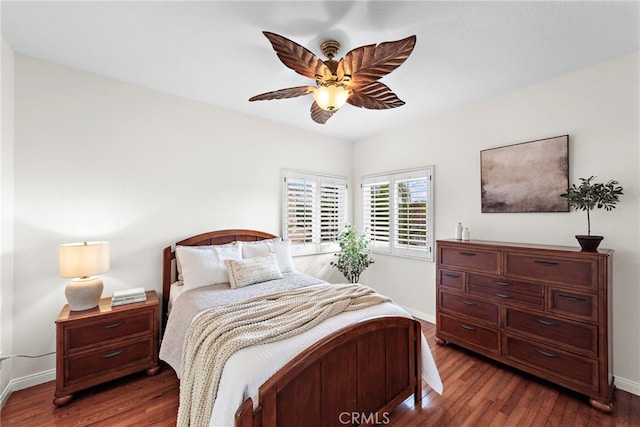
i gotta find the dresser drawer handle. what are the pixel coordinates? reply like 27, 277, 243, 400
461, 299, 476, 306
535, 349, 559, 358
535, 318, 558, 326
534, 260, 559, 267
102, 322, 123, 329
459, 324, 476, 331
495, 293, 513, 299
444, 273, 461, 279
459, 252, 477, 257
101, 350, 124, 359
560, 294, 586, 302
494, 281, 511, 286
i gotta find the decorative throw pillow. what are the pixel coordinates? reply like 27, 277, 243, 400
242, 238, 295, 273
224, 253, 283, 289
176, 243, 241, 290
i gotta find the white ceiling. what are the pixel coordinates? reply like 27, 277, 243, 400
2, 1, 639, 141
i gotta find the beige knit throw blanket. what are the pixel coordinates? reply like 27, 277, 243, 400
177, 283, 391, 427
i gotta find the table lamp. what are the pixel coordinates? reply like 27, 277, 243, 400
59, 241, 109, 311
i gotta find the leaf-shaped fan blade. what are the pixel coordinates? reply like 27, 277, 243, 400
310, 102, 335, 124
249, 86, 315, 102
347, 82, 405, 110
263, 31, 333, 81
342, 35, 416, 87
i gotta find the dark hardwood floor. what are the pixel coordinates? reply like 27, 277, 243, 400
1, 320, 638, 426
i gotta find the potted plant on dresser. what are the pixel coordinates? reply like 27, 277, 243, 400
560, 175, 623, 251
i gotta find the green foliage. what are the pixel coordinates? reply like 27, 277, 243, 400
330, 225, 374, 283
560, 176, 623, 235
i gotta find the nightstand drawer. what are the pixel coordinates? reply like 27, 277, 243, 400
65, 337, 155, 386
505, 252, 597, 290
439, 291, 498, 324
505, 308, 597, 355
439, 246, 500, 274
66, 311, 153, 351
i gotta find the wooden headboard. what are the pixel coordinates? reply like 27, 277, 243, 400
161, 229, 277, 320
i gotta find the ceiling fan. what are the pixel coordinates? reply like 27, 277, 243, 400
249, 31, 417, 124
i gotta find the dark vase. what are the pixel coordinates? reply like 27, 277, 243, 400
575, 235, 604, 252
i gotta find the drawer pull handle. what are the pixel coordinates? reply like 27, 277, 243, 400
494, 281, 512, 287
102, 322, 123, 329
444, 273, 461, 279
459, 252, 477, 257
461, 299, 476, 306
536, 318, 558, 326
535, 349, 559, 358
101, 350, 123, 359
560, 294, 586, 302
534, 260, 559, 267
495, 293, 513, 299
459, 324, 476, 331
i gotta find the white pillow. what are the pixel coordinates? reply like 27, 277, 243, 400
224, 253, 283, 289
176, 242, 239, 282
242, 239, 294, 273
176, 243, 242, 290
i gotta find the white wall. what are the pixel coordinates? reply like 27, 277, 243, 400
0, 36, 15, 405
11, 55, 352, 382
353, 53, 640, 394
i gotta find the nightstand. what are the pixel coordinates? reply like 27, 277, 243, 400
53, 290, 160, 406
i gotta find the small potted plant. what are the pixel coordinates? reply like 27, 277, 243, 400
330, 225, 374, 283
560, 176, 623, 252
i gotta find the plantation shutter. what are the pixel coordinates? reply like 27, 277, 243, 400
283, 170, 348, 254
393, 171, 430, 256
362, 177, 391, 253
362, 167, 434, 260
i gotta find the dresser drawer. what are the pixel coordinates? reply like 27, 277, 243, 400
505, 308, 597, 355
503, 334, 598, 393
468, 273, 543, 296
505, 252, 597, 290
438, 313, 500, 355
549, 289, 598, 322
65, 337, 155, 386
439, 246, 500, 274
438, 269, 465, 290
65, 311, 153, 351
469, 284, 543, 309
439, 291, 499, 324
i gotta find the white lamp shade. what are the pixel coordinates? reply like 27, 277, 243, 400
59, 241, 109, 278
312, 85, 350, 111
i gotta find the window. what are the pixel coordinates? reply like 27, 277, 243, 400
282, 170, 348, 255
362, 167, 434, 260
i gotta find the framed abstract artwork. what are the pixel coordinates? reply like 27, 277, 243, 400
481, 135, 569, 213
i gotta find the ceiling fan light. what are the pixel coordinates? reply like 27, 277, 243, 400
313, 84, 350, 111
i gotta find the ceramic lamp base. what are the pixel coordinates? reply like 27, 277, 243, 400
65, 276, 104, 311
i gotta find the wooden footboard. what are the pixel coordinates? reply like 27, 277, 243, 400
235, 316, 422, 427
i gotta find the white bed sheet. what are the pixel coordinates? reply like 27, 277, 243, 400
160, 274, 443, 427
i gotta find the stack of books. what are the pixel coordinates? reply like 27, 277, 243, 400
111, 287, 147, 306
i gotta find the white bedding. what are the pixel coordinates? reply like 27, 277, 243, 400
160, 273, 443, 427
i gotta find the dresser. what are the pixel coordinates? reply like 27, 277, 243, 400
435, 239, 613, 412
54, 290, 160, 406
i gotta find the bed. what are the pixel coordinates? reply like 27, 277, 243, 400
159, 229, 442, 427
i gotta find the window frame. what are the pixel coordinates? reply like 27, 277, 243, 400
282, 169, 348, 256
361, 166, 434, 261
